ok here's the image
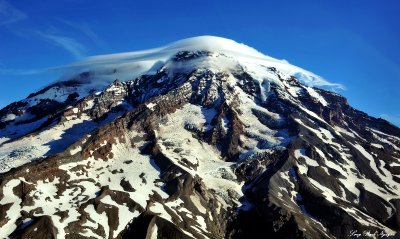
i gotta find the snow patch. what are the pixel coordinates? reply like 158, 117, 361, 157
1, 114, 16, 122
306, 87, 328, 106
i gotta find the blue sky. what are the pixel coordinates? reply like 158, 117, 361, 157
0, 0, 399, 126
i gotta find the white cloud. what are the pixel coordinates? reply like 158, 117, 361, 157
294, 72, 345, 90
380, 113, 400, 126
58, 20, 108, 49
37, 32, 87, 59
0, 0, 27, 26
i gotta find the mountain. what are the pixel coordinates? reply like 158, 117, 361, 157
0, 36, 399, 239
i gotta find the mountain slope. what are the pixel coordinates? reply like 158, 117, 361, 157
0, 36, 399, 239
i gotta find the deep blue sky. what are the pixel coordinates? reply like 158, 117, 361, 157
0, 0, 399, 125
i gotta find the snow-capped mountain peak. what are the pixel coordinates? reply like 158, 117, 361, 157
0, 36, 399, 239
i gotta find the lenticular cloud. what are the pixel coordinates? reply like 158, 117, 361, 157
59, 36, 344, 90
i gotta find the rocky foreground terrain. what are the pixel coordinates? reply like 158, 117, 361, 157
0, 36, 399, 238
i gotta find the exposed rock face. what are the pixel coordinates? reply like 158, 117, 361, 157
10, 216, 58, 239
0, 38, 400, 239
